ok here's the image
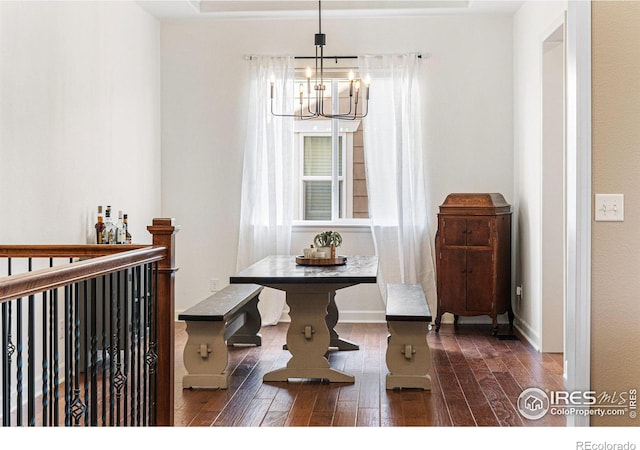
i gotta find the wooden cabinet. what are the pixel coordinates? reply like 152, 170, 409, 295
434, 193, 513, 335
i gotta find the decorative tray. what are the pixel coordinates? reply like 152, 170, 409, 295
295, 255, 347, 266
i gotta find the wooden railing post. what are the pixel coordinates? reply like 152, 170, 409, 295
147, 218, 179, 426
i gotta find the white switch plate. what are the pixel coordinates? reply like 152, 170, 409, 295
595, 194, 624, 221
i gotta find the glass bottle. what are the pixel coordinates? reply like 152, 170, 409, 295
103, 205, 116, 244
94, 205, 105, 244
123, 213, 132, 244
116, 210, 126, 244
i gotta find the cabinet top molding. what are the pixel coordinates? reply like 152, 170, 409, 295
439, 193, 512, 215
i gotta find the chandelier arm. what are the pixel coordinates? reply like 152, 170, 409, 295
271, 96, 317, 119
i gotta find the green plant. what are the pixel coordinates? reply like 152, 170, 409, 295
314, 230, 342, 248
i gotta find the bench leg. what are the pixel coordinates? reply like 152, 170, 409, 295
385, 320, 431, 390
226, 294, 262, 347
182, 321, 230, 389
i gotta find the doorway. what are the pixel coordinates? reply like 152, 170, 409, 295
541, 20, 566, 354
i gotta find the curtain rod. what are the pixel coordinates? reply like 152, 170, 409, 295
245, 54, 423, 61
294, 54, 422, 60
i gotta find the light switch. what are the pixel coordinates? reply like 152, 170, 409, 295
594, 194, 624, 221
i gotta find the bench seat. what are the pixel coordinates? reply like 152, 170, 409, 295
179, 283, 263, 389
385, 283, 432, 390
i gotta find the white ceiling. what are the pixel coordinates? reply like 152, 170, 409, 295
136, 0, 525, 20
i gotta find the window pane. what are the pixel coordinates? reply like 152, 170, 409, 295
338, 140, 343, 176
339, 180, 344, 219
303, 136, 331, 176
303, 136, 343, 177
304, 181, 331, 220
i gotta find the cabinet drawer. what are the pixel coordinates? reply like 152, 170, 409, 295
466, 218, 491, 246
441, 217, 491, 247
441, 218, 467, 245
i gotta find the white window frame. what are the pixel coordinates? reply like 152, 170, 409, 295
295, 130, 351, 221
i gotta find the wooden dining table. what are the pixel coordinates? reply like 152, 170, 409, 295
229, 254, 378, 383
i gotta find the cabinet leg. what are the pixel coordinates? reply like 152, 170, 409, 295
453, 315, 459, 327
434, 315, 441, 332
491, 316, 498, 335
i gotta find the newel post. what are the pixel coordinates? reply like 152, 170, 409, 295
148, 218, 179, 426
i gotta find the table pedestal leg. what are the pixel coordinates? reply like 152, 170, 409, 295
282, 290, 360, 352
326, 291, 359, 351
264, 288, 354, 383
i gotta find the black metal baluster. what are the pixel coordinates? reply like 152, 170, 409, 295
129, 268, 137, 426
2, 258, 14, 426
142, 263, 149, 426
16, 290, 23, 425
48, 258, 54, 426
42, 289, 49, 426
133, 266, 141, 426
101, 275, 107, 426
114, 271, 125, 425
109, 273, 116, 426
1, 302, 9, 426
71, 283, 86, 426
27, 257, 35, 426
90, 279, 98, 426
64, 284, 71, 426
82, 281, 89, 426
28, 293, 35, 426
123, 269, 129, 426
52, 285, 60, 426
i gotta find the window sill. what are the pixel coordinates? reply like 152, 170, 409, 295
292, 219, 372, 231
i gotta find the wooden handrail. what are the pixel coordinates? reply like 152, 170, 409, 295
0, 246, 165, 303
0, 244, 149, 259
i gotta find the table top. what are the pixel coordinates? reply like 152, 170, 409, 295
230, 255, 378, 285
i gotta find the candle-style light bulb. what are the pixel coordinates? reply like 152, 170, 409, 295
347, 70, 355, 97
305, 67, 313, 79
270, 74, 275, 98
363, 74, 371, 100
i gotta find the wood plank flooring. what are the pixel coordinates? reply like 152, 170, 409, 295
173, 321, 565, 427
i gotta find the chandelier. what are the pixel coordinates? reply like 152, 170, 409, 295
270, 0, 370, 120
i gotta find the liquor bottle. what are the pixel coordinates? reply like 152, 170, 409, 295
123, 213, 132, 244
115, 210, 126, 244
103, 205, 116, 244
94, 206, 105, 244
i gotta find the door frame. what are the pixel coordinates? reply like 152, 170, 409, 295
565, 0, 592, 427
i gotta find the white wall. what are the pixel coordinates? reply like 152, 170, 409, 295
161, 14, 514, 319
0, 1, 162, 246
513, 1, 567, 348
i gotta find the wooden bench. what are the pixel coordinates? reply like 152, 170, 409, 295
385, 283, 432, 390
178, 283, 263, 389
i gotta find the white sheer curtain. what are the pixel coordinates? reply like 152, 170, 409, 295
236, 56, 295, 325
358, 54, 437, 312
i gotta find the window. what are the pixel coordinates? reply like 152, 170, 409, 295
300, 134, 344, 220
293, 77, 369, 222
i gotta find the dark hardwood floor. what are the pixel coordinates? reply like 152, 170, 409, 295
173, 321, 566, 427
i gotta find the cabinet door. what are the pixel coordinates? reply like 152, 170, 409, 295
441, 218, 467, 246
465, 249, 494, 312
465, 218, 491, 247
438, 248, 467, 312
